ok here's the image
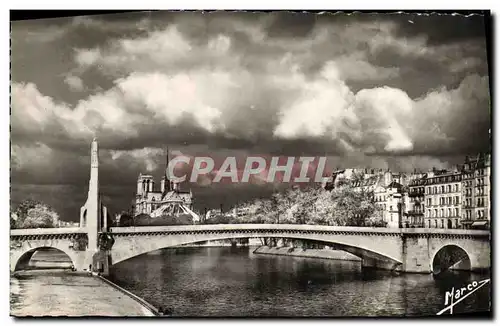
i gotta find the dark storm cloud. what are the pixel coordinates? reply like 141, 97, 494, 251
264, 12, 317, 38
392, 13, 487, 45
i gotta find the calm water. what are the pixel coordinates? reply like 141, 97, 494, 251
108, 247, 491, 317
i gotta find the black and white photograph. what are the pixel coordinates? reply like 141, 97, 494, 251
9, 10, 492, 317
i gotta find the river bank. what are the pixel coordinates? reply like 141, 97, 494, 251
173, 238, 262, 247
10, 270, 157, 317
253, 246, 362, 261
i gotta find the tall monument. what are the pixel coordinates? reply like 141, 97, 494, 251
80, 138, 107, 269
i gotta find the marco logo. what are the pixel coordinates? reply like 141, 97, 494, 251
437, 278, 490, 315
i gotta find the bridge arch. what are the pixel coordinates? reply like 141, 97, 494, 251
431, 244, 471, 275
108, 227, 405, 270
13, 247, 76, 272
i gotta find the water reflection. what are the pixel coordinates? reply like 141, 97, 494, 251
109, 247, 490, 317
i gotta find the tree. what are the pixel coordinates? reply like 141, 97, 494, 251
290, 187, 322, 224
273, 190, 296, 224
10, 211, 18, 229
312, 190, 335, 225
326, 186, 378, 226
204, 214, 237, 224
20, 203, 59, 228
15, 199, 42, 220
255, 198, 279, 223
118, 212, 134, 227
12, 199, 59, 229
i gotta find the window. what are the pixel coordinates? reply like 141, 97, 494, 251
440, 209, 444, 217
441, 186, 445, 193
434, 220, 437, 228
433, 186, 437, 194
447, 185, 451, 192
448, 208, 451, 217
455, 184, 459, 192
441, 220, 444, 228
455, 208, 459, 217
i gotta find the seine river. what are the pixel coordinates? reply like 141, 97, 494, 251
108, 246, 491, 317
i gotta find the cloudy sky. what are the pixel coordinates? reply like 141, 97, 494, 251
11, 11, 491, 220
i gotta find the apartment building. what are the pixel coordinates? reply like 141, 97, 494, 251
424, 170, 462, 229
461, 153, 491, 229
406, 177, 426, 228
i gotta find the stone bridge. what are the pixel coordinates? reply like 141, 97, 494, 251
9, 139, 491, 275
10, 224, 491, 274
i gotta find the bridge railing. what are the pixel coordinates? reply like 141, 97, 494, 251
10, 227, 86, 236
10, 224, 489, 237
108, 224, 490, 236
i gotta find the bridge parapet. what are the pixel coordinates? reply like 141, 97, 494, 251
10, 227, 86, 236
109, 224, 404, 235
400, 228, 490, 237
108, 225, 490, 239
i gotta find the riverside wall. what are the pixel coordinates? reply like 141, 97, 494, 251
253, 246, 362, 262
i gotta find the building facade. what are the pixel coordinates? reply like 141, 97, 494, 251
321, 156, 490, 229
424, 170, 462, 229
461, 153, 491, 229
406, 177, 426, 228
384, 182, 406, 228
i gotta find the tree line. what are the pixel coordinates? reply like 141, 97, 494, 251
216, 183, 386, 227
12, 175, 385, 229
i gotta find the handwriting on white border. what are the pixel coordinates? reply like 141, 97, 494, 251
437, 278, 490, 315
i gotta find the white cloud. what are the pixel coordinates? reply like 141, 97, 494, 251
273, 62, 354, 140
75, 48, 101, 67
208, 34, 231, 54
64, 74, 85, 91
110, 147, 164, 172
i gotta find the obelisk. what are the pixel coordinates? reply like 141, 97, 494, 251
80, 138, 102, 269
